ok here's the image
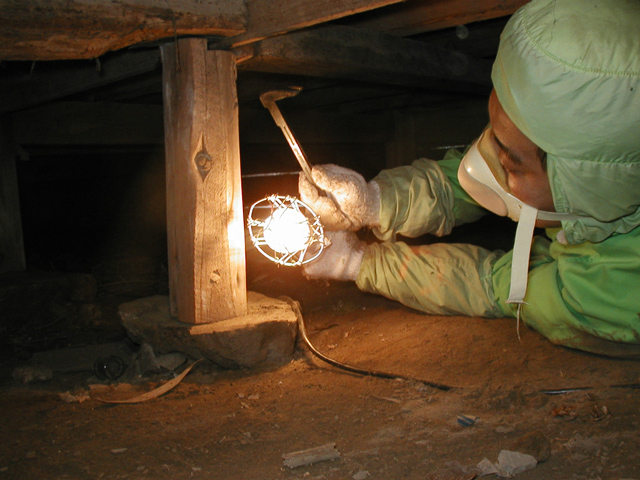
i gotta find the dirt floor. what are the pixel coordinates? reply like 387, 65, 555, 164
2, 269, 640, 480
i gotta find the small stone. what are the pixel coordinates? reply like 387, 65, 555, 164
496, 426, 515, 434
156, 352, 187, 371
477, 458, 499, 476
495, 450, 537, 477
59, 391, 90, 403
12, 365, 53, 384
509, 430, 551, 463
353, 470, 370, 480
111, 448, 127, 454
135, 343, 161, 375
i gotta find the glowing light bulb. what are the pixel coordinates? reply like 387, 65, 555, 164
247, 195, 325, 266
263, 206, 311, 254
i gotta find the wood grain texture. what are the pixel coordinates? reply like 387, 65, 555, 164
349, 0, 528, 36
162, 38, 246, 324
240, 25, 492, 94
230, 0, 404, 46
0, 0, 245, 60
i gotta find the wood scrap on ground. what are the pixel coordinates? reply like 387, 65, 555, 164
282, 442, 340, 469
97, 359, 201, 404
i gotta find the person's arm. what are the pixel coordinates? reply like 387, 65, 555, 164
356, 240, 504, 317
353, 150, 504, 316
373, 150, 487, 242
357, 226, 640, 356
303, 160, 503, 293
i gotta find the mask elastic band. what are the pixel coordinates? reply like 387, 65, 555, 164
506, 204, 538, 339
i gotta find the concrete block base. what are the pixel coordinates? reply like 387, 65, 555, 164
118, 291, 298, 369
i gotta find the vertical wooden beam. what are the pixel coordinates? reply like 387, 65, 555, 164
161, 39, 247, 324
0, 120, 26, 273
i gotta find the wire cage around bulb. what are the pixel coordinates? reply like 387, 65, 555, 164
247, 195, 325, 266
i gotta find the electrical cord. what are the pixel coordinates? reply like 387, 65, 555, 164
279, 297, 640, 396
280, 296, 455, 392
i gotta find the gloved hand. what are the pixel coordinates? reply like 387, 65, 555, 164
303, 231, 366, 281
299, 164, 380, 231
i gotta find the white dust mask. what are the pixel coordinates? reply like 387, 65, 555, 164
458, 127, 584, 311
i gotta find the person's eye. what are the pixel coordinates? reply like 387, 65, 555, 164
498, 154, 521, 176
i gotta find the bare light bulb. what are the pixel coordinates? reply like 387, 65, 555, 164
247, 195, 325, 266
263, 206, 311, 254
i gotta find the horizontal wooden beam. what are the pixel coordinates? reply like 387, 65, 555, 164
0, 0, 245, 61
0, 0, 406, 60
0, 0, 521, 61
0, 49, 161, 114
238, 25, 492, 94
348, 0, 528, 37
222, 0, 405, 48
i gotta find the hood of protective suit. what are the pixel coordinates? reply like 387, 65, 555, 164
491, 0, 640, 245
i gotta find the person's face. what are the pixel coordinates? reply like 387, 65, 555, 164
487, 90, 559, 227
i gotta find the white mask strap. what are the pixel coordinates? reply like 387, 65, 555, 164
507, 203, 538, 305
506, 204, 538, 340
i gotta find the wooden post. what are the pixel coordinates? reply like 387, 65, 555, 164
0, 120, 26, 273
161, 39, 247, 324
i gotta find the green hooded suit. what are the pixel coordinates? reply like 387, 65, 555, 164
356, 0, 640, 356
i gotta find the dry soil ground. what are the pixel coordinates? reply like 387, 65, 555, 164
2, 271, 640, 480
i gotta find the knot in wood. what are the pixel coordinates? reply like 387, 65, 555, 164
194, 150, 213, 180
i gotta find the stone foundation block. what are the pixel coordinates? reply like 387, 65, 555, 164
119, 291, 298, 369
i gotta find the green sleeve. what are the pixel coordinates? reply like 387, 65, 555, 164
372, 150, 486, 242
356, 241, 504, 318
492, 228, 640, 356
358, 203, 640, 356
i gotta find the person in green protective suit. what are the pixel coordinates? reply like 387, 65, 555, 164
298, 0, 640, 357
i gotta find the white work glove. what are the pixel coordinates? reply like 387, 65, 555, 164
299, 164, 380, 231
303, 231, 366, 281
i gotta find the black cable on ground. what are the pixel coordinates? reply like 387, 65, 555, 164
280, 296, 455, 392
